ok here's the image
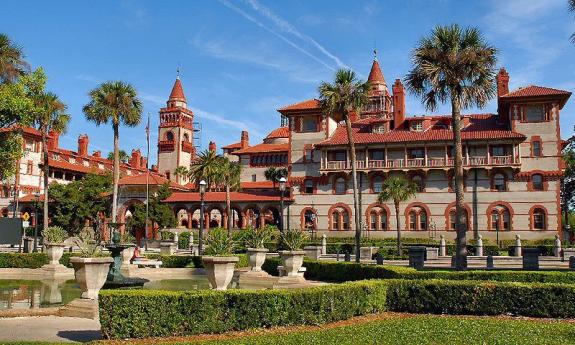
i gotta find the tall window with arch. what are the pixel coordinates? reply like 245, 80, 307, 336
303, 209, 317, 230
408, 206, 428, 231
490, 205, 511, 231
368, 206, 388, 231
532, 208, 546, 230
492, 173, 506, 191
532, 174, 544, 191
449, 208, 468, 231
330, 206, 350, 231
165, 131, 174, 141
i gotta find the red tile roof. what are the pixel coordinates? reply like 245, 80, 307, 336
265, 127, 289, 139
368, 59, 386, 85
118, 172, 187, 190
18, 194, 45, 202
501, 85, 571, 99
241, 181, 275, 189
0, 125, 46, 138
48, 158, 104, 174
278, 99, 321, 112
169, 78, 186, 102
233, 143, 289, 155
163, 191, 287, 203
316, 114, 526, 146
222, 142, 242, 150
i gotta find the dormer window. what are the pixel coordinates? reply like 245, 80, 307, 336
373, 124, 386, 134
524, 105, 546, 122
53, 153, 60, 160
410, 121, 423, 131
301, 116, 318, 133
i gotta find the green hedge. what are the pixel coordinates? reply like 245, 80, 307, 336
145, 254, 249, 268
262, 258, 575, 284
99, 280, 388, 339
0, 253, 49, 268
386, 279, 575, 318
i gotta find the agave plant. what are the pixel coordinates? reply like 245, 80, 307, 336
41, 226, 68, 244
204, 227, 235, 256
280, 229, 308, 251
244, 225, 273, 249
73, 230, 105, 258
120, 232, 136, 245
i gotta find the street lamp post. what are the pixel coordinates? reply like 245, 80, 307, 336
495, 214, 500, 249
198, 180, 207, 255
278, 177, 286, 232
33, 192, 40, 252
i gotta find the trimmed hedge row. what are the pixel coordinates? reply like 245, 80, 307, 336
144, 254, 249, 268
99, 278, 575, 339
0, 253, 49, 268
99, 280, 387, 339
262, 258, 575, 284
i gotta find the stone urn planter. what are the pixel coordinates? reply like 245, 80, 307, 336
202, 256, 239, 291
246, 248, 268, 272
45, 243, 66, 265
69, 257, 113, 299
279, 250, 306, 277
160, 241, 177, 255
120, 245, 136, 268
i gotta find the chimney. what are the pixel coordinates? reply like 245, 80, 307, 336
151, 164, 158, 172
48, 130, 59, 150
496, 67, 509, 97
240, 130, 249, 149
141, 157, 148, 169
209, 141, 216, 153
129, 149, 141, 168
78, 134, 89, 156
93, 150, 101, 158
392, 79, 406, 129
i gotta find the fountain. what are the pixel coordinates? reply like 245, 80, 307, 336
103, 223, 148, 289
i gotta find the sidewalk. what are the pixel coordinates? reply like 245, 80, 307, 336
0, 316, 101, 343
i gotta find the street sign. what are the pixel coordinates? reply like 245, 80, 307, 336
22, 212, 30, 221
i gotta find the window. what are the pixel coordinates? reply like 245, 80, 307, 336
370, 213, 377, 230
532, 174, 544, 191
412, 175, 424, 192
532, 208, 546, 230
490, 205, 511, 231
372, 176, 383, 193
332, 213, 340, 230
303, 210, 316, 230
493, 173, 506, 191
332, 151, 346, 161
532, 141, 542, 157
26, 161, 33, 175
330, 206, 350, 231
525, 105, 545, 122
409, 149, 424, 159
165, 171, 171, 180
304, 149, 313, 162
251, 174, 257, 182
301, 116, 318, 132
370, 150, 384, 161
304, 179, 314, 194
373, 124, 386, 133
165, 131, 174, 141
368, 207, 388, 231
334, 177, 346, 194
449, 209, 468, 231
410, 121, 423, 131
408, 206, 427, 230
492, 146, 505, 156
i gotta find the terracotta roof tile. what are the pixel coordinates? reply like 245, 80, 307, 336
222, 142, 243, 149
316, 114, 526, 146
163, 191, 287, 203
118, 172, 187, 190
501, 85, 571, 98
241, 181, 275, 189
367, 59, 386, 85
169, 78, 186, 102
278, 99, 320, 112
233, 143, 289, 155
265, 127, 289, 139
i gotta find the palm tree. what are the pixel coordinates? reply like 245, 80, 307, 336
173, 166, 189, 185
0, 33, 29, 84
405, 24, 497, 269
319, 69, 370, 263
189, 150, 220, 190
33, 92, 70, 232
83, 81, 143, 223
377, 175, 418, 255
217, 157, 242, 235
107, 150, 129, 164
570, 0, 575, 42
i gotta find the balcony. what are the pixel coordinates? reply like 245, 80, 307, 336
321, 155, 518, 171
158, 140, 175, 152
181, 140, 194, 154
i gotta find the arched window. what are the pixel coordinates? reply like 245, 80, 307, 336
368, 206, 388, 231
408, 206, 428, 230
532, 174, 544, 191
448, 208, 468, 231
412, 175, 424, 192
165, 131, 174, 141
330, 206, 350, 231
183, 133, 190, 142
532, 208, 546, 230
490, 205, 511, 231
334, 177, 347, 194
332, 212, 340, 230
372, 176, 383, 193
493, 173, 506, 191
303, 209, 317, 230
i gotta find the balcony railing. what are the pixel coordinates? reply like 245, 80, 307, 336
158, 140, 175, 152
181, 140, 194, 153
321, 155, 517, 171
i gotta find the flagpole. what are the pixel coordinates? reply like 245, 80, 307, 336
145, 113, 150, 251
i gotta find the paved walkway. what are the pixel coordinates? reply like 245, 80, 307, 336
0, 316, 101, 343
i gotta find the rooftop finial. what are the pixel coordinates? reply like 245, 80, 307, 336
373, 49, 378, 61
176, 65, 180, 79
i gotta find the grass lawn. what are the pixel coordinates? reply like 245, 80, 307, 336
94, 313, 575, 345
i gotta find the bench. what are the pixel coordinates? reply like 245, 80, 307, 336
277, 266, 306, 277
132, 259, 163, 268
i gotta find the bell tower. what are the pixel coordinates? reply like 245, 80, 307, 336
157, 76, 195, 183
362, 50, 393, 120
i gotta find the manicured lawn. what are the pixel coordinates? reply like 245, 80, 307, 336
96, 313, 575, 345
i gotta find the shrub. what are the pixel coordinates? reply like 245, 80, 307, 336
145, 254, 249, 269
99, 280, 388, 339
160, 230, 175, 241
280, 229, 308, 251
0, 253, 49, 268
178, 232, 192, 249
244, 225, 273, 249
41, 226, 68, 244
204, 227, 235, 256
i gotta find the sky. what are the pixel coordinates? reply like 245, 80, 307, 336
2, 0, 575, 165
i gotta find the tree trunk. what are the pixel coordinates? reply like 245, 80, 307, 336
42, 129, 49, 232
226, 184, 232, 236
452, 95, 467, 270
111, 123, 120, 223
344, 114, 362, 263
395, 201, 402, 255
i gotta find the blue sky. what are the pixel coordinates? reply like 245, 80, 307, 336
2, 0, 575, 164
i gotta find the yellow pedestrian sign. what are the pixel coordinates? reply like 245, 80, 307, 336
22, 212, 30, 222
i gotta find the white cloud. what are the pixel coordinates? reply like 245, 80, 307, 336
75, 74, 101, 84
190, 106, 265, 139
139, 92, 165, 106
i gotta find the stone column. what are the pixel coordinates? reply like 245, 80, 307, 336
476, 234, 483, 257
554, 234, 562, 257
439, 235, 446, 257
515, 234, 522, 257
321, 234, 327, 255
